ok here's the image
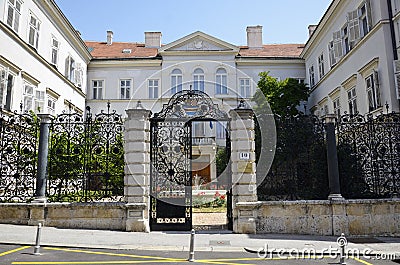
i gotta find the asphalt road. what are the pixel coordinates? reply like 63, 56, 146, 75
0, 244, 398, 265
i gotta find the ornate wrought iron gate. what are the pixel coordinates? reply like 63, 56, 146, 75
150, 90, 230, 231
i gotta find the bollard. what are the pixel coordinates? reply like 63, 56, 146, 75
337, 233, 347, 265
33, 223, 42, 255
188, 229, 195, 262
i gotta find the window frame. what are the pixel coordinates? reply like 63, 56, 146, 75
28, 12, 40, 49
148, 79, 159, 99
193, 68, 205, 92
171, 69, 182, 94
47, 94, 56, 115
309, 65, 315, 87
333, 97, 341, 117
318, 53, 325, 78
347, 87, 358, 115
6, 0, 22, 32
215, 68, 228, 95
51, 36, 60, 66
0, 66, 14, 111
239, 78, 251, 98
120, 79, 132, 99
92, 80, 104, 100
365, 71, 381, 111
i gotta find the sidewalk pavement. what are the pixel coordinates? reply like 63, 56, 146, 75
0, 224, 399, 254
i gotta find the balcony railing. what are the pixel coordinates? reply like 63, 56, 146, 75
192, 137, 215, 146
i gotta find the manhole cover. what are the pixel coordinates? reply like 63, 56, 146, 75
209, 240, 231, 246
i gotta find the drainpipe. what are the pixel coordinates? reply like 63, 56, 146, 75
387, 0, 398, 60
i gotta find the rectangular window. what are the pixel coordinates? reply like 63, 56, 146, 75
23, 83, 35, 111
328, 42, 336, 67
216, 122, 227, 139
347, 87, 358, 115
318, 54, 325, 78
0, 67, 14, 111
366, 71, 381, 111
309, 65, 315, 87
6, 0, 22, 32
341, 24, 350, 54
333, 31, 343, 60
359, 1, 372, 37
193, 75, 204, 92
216, 74, 227, 94
192, 122, 205, 137
92, 80, 103, 100
65, 56, 76, 83
333, 97, 341, 117
47, 95, 56, 115
348, 10, 360, 43
34, 90, 45, 112
239, 78, 251, 98
120, 79, 131, 99
51, 37, 59, 66
28, 13, 40, 49
171, 75, 182, 94
148, 79, 159, 99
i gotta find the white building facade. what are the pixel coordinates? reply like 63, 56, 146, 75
302, 0, 400, 117
0, 0, 91, 115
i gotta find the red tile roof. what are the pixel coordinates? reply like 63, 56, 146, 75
85, 41, 304, 59
238, 44, 304, 58
85, 41, 159, 59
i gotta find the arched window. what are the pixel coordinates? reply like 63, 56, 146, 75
171, 69, 182, 94
215, 68, 227, 94
193, 68, 204, 92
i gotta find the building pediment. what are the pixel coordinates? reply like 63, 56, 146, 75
159, 31, 239, 55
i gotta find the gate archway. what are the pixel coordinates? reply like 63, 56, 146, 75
149, 90, 231, 231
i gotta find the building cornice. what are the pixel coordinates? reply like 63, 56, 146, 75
88, 59, 163, 68
159, 50, 238, 56
235, 57, 304, 66
0, 55, 21, 73
0, 21, 86, 98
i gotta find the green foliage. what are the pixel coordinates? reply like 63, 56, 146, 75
253, 72, 309, 116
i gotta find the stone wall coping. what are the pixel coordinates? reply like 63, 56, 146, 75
257, 198, 400, 206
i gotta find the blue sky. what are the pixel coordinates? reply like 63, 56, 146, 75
55, 0, 332, 45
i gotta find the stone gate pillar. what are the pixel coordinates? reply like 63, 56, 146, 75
124, 108, 152, 232
229, 108, 259, 234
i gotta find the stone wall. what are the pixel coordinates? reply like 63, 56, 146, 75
256, 199, 400, 236
0, 203, 126, 231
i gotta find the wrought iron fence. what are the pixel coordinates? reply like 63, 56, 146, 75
257, 114, 329, 200
47, 104, 125, 202
0, 106, 39, 202
337, 112, 400, 198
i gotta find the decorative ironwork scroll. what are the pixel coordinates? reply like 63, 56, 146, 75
153, 90, 229, 120
257, 114, 329, 200
150, 120, 192, 231
47, 103, 124, 202
337, 112, 400, 198
0, 106, 39, 202
150, 90, 231, 231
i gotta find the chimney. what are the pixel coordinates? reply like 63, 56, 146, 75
145, 32, 162, 48
246, 25, 263, 49
107, 30, 113, 45
308, 25, 317, 37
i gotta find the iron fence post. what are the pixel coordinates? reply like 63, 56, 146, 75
324, 114, 344, 200
33, 114, 53, 203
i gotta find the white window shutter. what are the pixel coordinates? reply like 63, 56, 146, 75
332, 31, 343, 59
348, 10, 360, 42
65, 57, 69, 78
365, 0, 373, 30
394, 61, 400, 99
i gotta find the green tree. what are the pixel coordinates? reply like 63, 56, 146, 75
253, 71, 309, 116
